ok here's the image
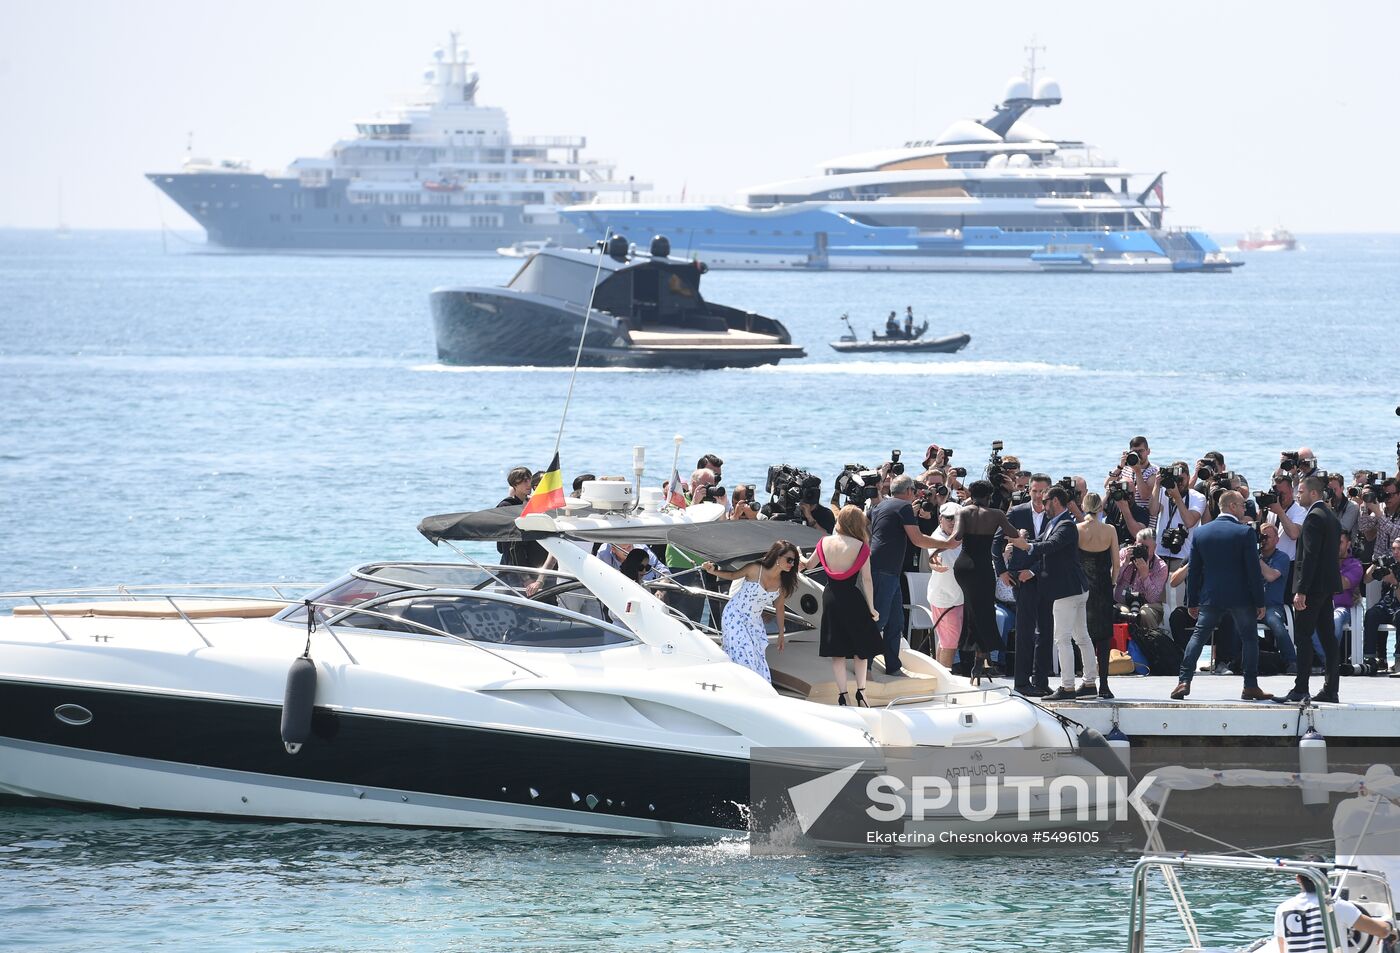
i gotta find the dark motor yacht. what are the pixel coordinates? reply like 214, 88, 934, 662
430, 236, 806, 368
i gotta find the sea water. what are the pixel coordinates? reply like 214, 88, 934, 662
1, 230, 1397, 950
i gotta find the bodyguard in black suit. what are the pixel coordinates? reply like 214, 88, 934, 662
994, 476, 1054, 695
1286, 476, 1343, 703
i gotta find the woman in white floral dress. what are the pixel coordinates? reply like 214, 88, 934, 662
702, 541, 800, 681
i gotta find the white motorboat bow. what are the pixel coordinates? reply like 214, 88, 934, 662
0, 489, 1123, 837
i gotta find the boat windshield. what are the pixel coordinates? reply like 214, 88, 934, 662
507, 252, 605, 303
335, 592, 633, 648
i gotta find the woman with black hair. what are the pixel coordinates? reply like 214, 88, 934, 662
951, 479, 1020, 683
703, 541, 800, 682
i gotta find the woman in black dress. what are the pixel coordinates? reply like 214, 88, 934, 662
1077, 492, 1121, 698
802, 505, 882, 706
951, 480, 1020, 683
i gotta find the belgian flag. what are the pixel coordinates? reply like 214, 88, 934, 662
520, 452, 566, 516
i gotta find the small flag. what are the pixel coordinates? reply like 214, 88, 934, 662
521, 452, 566, 516
1152, 181, 1164, 207
667, 465, 688, 508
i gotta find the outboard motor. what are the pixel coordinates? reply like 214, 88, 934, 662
281, 601, 318, 754
606, 234, 630, 263
649, 235, 671, 258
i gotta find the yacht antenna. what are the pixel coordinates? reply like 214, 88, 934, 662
550, 229, 611, 459
1023, 37, 1046, 92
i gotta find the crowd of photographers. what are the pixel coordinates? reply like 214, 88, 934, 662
497, 436, 1400, 699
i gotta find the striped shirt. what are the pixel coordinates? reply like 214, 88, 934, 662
1273, 892, 1361, 953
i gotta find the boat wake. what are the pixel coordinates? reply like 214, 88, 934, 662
413, 360, 1085, 377
749, 359, 1084, 377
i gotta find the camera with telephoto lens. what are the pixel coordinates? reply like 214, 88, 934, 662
1161, 524, 1189, 555
1348, 486, 1362, 499
1340, 656, 1384, 677
1254, 490, 1279, 509
1371, 555, 1399, 582
1195, 463, 1215, 482
1117, 589, 1145, 619
1279, 451, 1301, 472
1130, 544, 1149, 562
1160, 470, 1179, 491
1124, 450, 1142, 468
949, 466, 967, 478
764, 465, 821, 520
1108, 482, 1133, 503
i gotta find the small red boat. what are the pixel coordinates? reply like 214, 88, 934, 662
422, 179, 463, 193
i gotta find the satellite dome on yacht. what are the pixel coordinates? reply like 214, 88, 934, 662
1034, 77, 1062, 102
1004, 118, 1049, 143
933, 119, 1003, 146
1002, 78, 1033, 102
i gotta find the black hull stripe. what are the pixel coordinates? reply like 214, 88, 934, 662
0, 679, 750, 831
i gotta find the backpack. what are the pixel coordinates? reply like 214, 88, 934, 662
1133, 627, 1184, 677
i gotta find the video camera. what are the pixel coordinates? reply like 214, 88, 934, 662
984, 441, 1018, 510
763, 464, 822, 520
834, 464, 880, 508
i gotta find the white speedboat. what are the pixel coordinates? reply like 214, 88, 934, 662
495, 239, 558, 258
0, 488, 1119, 837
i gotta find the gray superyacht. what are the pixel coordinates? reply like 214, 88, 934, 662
147, 35, 647, 253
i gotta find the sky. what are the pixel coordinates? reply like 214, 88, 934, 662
2, 0, 1396, 232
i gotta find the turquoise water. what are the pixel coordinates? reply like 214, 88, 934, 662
1, 230, 1397, 949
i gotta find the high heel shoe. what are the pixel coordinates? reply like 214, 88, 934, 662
970, 658, 990, 686
837, 691, 848, 706
855, 689, 868, 708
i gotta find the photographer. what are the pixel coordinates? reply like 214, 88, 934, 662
729, 484, 760, 521
1110, 436, 1158, 508
689, 467, 722, 507
1150, 460, 1207, 570
1257, 523, 1298, 674
1106, 476, 1151, 545
1115, 528, 1169, 637
1362, 537, 1400, 671
1327, 471, 1360, 540
1264, 475, 1306, 565
1359, 476, 1400, 558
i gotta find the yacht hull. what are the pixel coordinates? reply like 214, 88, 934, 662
0, 678, 749, 835
430, 289, 804, 369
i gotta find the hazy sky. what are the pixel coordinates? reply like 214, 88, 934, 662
3, 0, 1395, 232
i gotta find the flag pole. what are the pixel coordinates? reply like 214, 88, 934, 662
668, 434, 683, 509
551, 228, 612, 458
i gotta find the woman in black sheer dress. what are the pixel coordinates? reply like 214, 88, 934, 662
951, 480, 1021, 683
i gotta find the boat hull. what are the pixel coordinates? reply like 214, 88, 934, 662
829, 333, 970, 354
430, 289, 804, 369
0, 677, 749, 835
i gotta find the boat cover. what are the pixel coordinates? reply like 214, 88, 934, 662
418, 505, 533, 544
667, 520, 824, 569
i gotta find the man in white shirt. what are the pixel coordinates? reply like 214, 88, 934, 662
1267, 475, 1307, 563
1273, 869, 1395, 953
1149, 461, 1207, 568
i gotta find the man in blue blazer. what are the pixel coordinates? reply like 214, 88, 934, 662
1172, 490, 1273, 701
1007, 485, 1096, 700
994, 474, 1055, 696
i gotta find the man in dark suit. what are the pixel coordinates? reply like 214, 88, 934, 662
1010, 486, 1095, 700
1284, 475, 1344, 703
994, 474, 1055, 696
1172, 490, 1273, 701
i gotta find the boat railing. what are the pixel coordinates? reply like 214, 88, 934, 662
1128, 854, 1341, 953
882, 685, 1012, 708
